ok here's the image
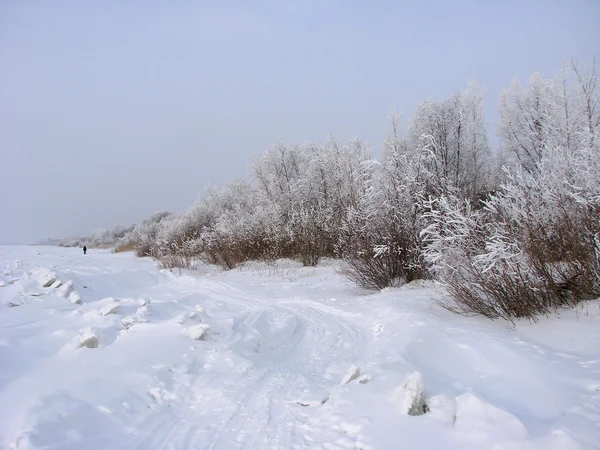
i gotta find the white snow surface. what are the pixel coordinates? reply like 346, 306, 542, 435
0, 246, 599, 450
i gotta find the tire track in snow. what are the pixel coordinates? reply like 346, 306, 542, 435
127, 277, 373, 449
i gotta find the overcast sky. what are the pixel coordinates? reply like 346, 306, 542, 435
1, 0, 599, 244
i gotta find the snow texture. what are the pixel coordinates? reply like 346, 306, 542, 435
0, 245, 599, 450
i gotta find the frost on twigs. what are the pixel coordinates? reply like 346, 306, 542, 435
421, 66, 600, 321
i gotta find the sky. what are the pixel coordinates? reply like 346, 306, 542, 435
1, 0, 599, 244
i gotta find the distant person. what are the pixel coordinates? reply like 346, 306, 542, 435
83, 246, 87, 255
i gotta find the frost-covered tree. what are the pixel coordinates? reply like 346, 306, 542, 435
422, 65, 600, 320
253, 138, 372, 265
126, 211, 172, 257
341, 115, 437, 289
60, 224, 135, 249
408, 81, 491, 200
124, 62, 599, 317
498, 62, 599, 174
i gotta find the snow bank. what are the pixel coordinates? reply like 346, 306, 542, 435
455, 394, 528, 442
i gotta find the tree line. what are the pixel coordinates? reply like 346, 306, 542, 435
120, 62, 599, 321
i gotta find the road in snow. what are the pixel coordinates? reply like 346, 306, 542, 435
0, 246, 599, 449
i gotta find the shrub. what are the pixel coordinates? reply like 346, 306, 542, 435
340, 147, 437, 290
422, 149, 600, 322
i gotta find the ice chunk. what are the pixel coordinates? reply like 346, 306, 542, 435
186, 324, 211, 340
99, 302, 120, 316
68, 291, 82, 304
33, 268, 57, 288
78, 332, 99, 349
57, 280, 74, 298
340, 364, 361, 385
357, 374, 372, 384
121, 316, 136, 329
392, 371, 426, 416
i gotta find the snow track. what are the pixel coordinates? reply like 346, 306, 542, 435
1, 246, 599, 449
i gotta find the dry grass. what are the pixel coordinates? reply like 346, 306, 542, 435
113, 242, 136, 254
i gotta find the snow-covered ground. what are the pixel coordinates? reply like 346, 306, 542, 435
0, 246, 599, 450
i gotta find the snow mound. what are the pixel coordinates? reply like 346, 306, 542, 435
296, 388, 329, 407
455, 393, 527, 441
392, 371, 426, 416
148, 387, 177, 404
175, 311, 199, 325
425, 394, 457, 424
186, 324, 211, 340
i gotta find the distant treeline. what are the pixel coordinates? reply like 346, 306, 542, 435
57, 225, 135, 249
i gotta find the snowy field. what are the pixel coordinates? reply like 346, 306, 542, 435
0, 246, 599, 450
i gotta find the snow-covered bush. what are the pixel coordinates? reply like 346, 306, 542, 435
126, 211, 172, 257
59, 224, 135, 249
422, 64, 600, 321
407, 82, 493, 201
201, 179, 281, 269
253, 138, 372, 266
119, 62, 598, 325
340, 84, 495, 290
340, 118, 438, 289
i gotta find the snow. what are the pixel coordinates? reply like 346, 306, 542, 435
31, 268, 57, 288
76, 329, 100, 349
185, 323, 210, 340
340, 364, 362, 385
392, 371, 426, 416
0, 246, 599, 449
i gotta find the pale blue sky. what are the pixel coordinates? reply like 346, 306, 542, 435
1, 0, 599, 243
